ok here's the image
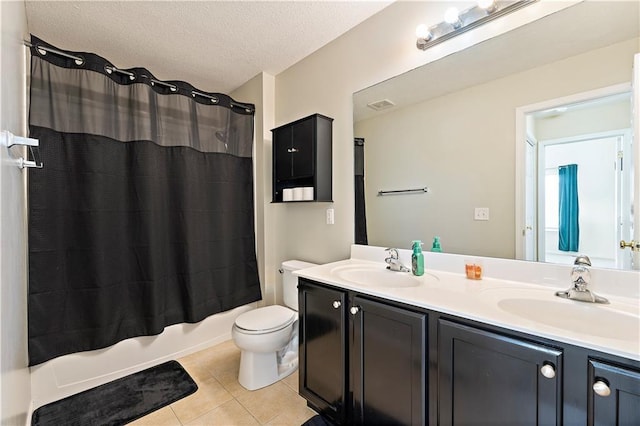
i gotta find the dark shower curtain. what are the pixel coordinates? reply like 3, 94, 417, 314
354, 138, 368, 245
27, 36, 262, 366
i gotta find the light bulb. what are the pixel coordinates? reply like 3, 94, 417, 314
415, 24, 432, 40
478, 0, 497, 12
444, 7, 461, 28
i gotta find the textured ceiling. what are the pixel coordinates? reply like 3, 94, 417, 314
25, 1, 392, 94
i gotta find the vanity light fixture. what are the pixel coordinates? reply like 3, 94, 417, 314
416, 0, 537, 51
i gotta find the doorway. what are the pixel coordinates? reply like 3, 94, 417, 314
536, 130, 632, 269
516, 86, 634, 270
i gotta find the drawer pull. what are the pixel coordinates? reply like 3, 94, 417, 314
540, 364, 556, 379
287, 148, 299, 153
332, 300, 341, 309
349, 306, 360, 315
593, 380, 611, 397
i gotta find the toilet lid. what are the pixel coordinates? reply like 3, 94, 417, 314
235, 305, 296, 332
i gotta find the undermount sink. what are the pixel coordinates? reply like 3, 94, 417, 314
480, 287, 640, 341
330, 263, 439, 288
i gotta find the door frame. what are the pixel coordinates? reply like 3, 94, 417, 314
535, 129, 631, 267
524, 134, 537, 261
632, 53, 640, 269
514, 83, 631, 260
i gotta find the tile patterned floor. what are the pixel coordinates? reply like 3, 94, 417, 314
129, 340, 317, 425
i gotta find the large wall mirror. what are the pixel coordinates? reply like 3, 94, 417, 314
353, 1, 640, 270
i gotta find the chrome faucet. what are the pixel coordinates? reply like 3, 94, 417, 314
385, 248, 410, 272
555, 255, 609, 304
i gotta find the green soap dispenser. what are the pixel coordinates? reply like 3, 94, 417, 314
411, 240, 424, 276
431, 236, 442, 252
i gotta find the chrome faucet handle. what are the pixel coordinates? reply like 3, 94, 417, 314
385, 248, 399, 259
384, 248, 408, 272
574, 255, 591, 267
571, 255, 592, 292
572, 274, 589, 292
556, 253, 608, 304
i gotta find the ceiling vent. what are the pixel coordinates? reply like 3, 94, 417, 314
367, 99, 395, 111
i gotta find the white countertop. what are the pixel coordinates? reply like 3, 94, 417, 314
295, 248, 640, 362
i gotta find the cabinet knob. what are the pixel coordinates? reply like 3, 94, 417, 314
540, 363, 556, 379
349, 306, 360, 315
593, 380, 611, 397
332, 300, 341, 309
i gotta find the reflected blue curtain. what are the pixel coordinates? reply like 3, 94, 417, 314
558, 164, 579, 252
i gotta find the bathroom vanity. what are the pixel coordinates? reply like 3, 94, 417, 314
295, 246, 640, 425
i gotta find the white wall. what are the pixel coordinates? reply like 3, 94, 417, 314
272, 1, 577, 268
534, 99, 631, 140
354, 38, 637, 259
0, 1, 31, 424
231, 72, 278, 305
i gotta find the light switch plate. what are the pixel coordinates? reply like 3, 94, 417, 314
474, 207, 490, 221
326, 208, 335, 225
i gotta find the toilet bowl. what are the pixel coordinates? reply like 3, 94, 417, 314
232, 260, 317, 390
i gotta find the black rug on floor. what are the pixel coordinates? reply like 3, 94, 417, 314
302, 414, 335, 426
32, 360, 197, 426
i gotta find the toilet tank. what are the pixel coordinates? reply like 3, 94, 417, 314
281, 260, 317, 311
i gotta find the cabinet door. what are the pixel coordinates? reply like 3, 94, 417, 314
439, 320, 562, 426
291, 118, 314, 178
298, 280, 347, 423
274, 125, 293, 181
351, 296, 426, 425
589, 360, 640, 425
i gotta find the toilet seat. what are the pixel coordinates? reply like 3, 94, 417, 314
234, 305, 296, 335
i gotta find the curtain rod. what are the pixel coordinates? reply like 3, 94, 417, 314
24, 41, 85, 65
23, 40, 254, 114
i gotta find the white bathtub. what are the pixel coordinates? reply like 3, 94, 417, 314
29, 303, 255, 409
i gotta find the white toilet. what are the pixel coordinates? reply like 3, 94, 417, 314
232, 260, 317, 390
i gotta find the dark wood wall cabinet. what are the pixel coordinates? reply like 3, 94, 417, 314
298, 278, 640, 426
272, 113, 333, 203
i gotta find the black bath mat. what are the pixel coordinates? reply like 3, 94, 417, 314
31, 360, 197, 426
302, 414, 335, 426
